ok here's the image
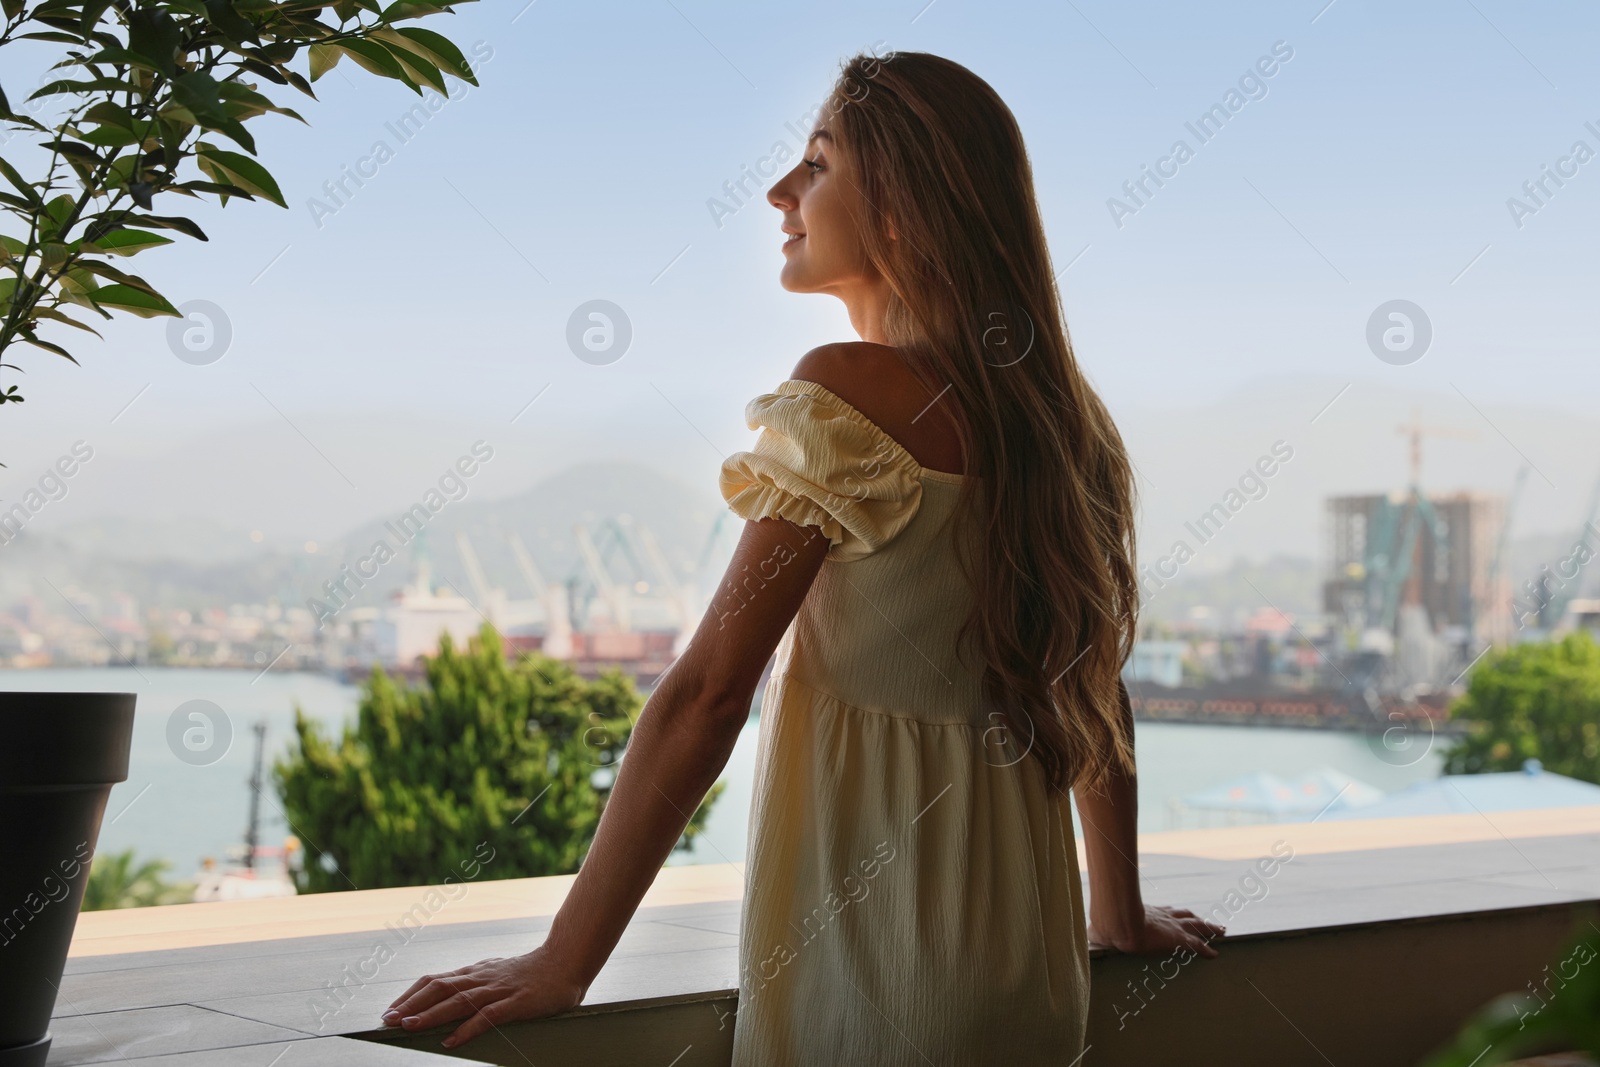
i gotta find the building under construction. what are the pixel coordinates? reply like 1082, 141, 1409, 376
1322, 490, 1509, 649
1314, 408, 1516, 691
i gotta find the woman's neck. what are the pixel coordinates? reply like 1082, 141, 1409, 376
840, 276, 893, 344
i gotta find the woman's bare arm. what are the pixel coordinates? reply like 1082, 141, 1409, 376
383, 516, 829, 1048
1073, 679, 1225, 956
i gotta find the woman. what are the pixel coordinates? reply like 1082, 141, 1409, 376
383, 50, 1223, 1062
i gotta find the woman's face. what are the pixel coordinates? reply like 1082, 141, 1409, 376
766, 125, 880, 295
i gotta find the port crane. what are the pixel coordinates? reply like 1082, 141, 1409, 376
1536, 464, 1600, 630
1482, 464, 1528, 637
507, 532, 572, 657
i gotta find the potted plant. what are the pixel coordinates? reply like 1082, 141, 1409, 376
0, 693, 133, 1067
0, 1, 480, 1061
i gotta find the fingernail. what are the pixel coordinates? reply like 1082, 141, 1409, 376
441, 1037, 458, 1049
402, 1016, 420, 1028
381, 1011, 400, 1023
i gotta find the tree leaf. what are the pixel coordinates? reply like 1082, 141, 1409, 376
236, 57, 290, 87
200, 0, 259, 41
29, 13, 89, 33
217, 79, 307, 123
29, 76, 137, 100
21, 334, 79, 362
389, 26, 478, 85
81, 229, 175, 256
382, 1, 456, 20
83, 101, 137, 128
125, 6, 182, 77
57, 286, 109, 315
0, 108, 48, 134
78, 259, 161, 293
128, 213, 210, 241
172, 71, 257, 153
175, 179, 256, 202
254, 40, 298, 64
13, 30, 86, 43
331, 38, 407, 82
378, 40, 448, 95
44, 194, 75, 229
91, 283, 180, 318
0, 156, 42, 208
46, 138, 109, 165
367, 28, 450, 94
284, 67, 318, 99
196, 147, 285, 207
80, 124, 146, 147
33, 306, 104, 338
61, 266, 99, 292
308, 42, 342, 81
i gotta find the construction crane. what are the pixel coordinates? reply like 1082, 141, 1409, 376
1482, 464, 1529, 638
1395, 407, 1477, 491
1539, 464, 1600, 629
1377, 408, 1478, 628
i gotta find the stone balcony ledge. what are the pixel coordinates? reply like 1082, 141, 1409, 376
51, 806, 1600, 1066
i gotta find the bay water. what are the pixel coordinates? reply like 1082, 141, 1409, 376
1, 667, 1444, 882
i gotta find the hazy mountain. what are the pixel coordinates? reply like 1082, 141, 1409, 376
6, 375, 1599, 625
1, 461, 728, 616
320, 459, 730, 605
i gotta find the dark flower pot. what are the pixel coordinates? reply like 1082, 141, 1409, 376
0, 693, 135, 1067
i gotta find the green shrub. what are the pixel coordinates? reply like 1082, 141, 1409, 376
275, 623, 722, 893
1446, 632, 1600, 785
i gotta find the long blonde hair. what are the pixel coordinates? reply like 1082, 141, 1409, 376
827, 51, 1138, 794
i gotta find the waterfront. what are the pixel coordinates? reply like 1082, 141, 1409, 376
1, 667, 1446, 884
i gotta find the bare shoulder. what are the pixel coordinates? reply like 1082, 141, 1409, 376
790, 341, 925, 430
789, 342, 964, 475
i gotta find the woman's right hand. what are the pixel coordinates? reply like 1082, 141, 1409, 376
1089, 904, 1225, 958
380, 943, 589, 1049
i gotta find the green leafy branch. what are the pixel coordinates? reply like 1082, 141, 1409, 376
0, 0, 480, 409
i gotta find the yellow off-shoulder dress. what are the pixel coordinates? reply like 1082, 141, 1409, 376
717, 379, 1091, 1066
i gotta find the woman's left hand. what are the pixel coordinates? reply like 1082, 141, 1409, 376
381, 944, 588, 1049
1089, 903, 1226, 959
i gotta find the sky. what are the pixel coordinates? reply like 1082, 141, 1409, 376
2, 0, 1598, 561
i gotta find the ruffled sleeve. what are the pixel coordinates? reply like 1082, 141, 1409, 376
718, 379, 925, 562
